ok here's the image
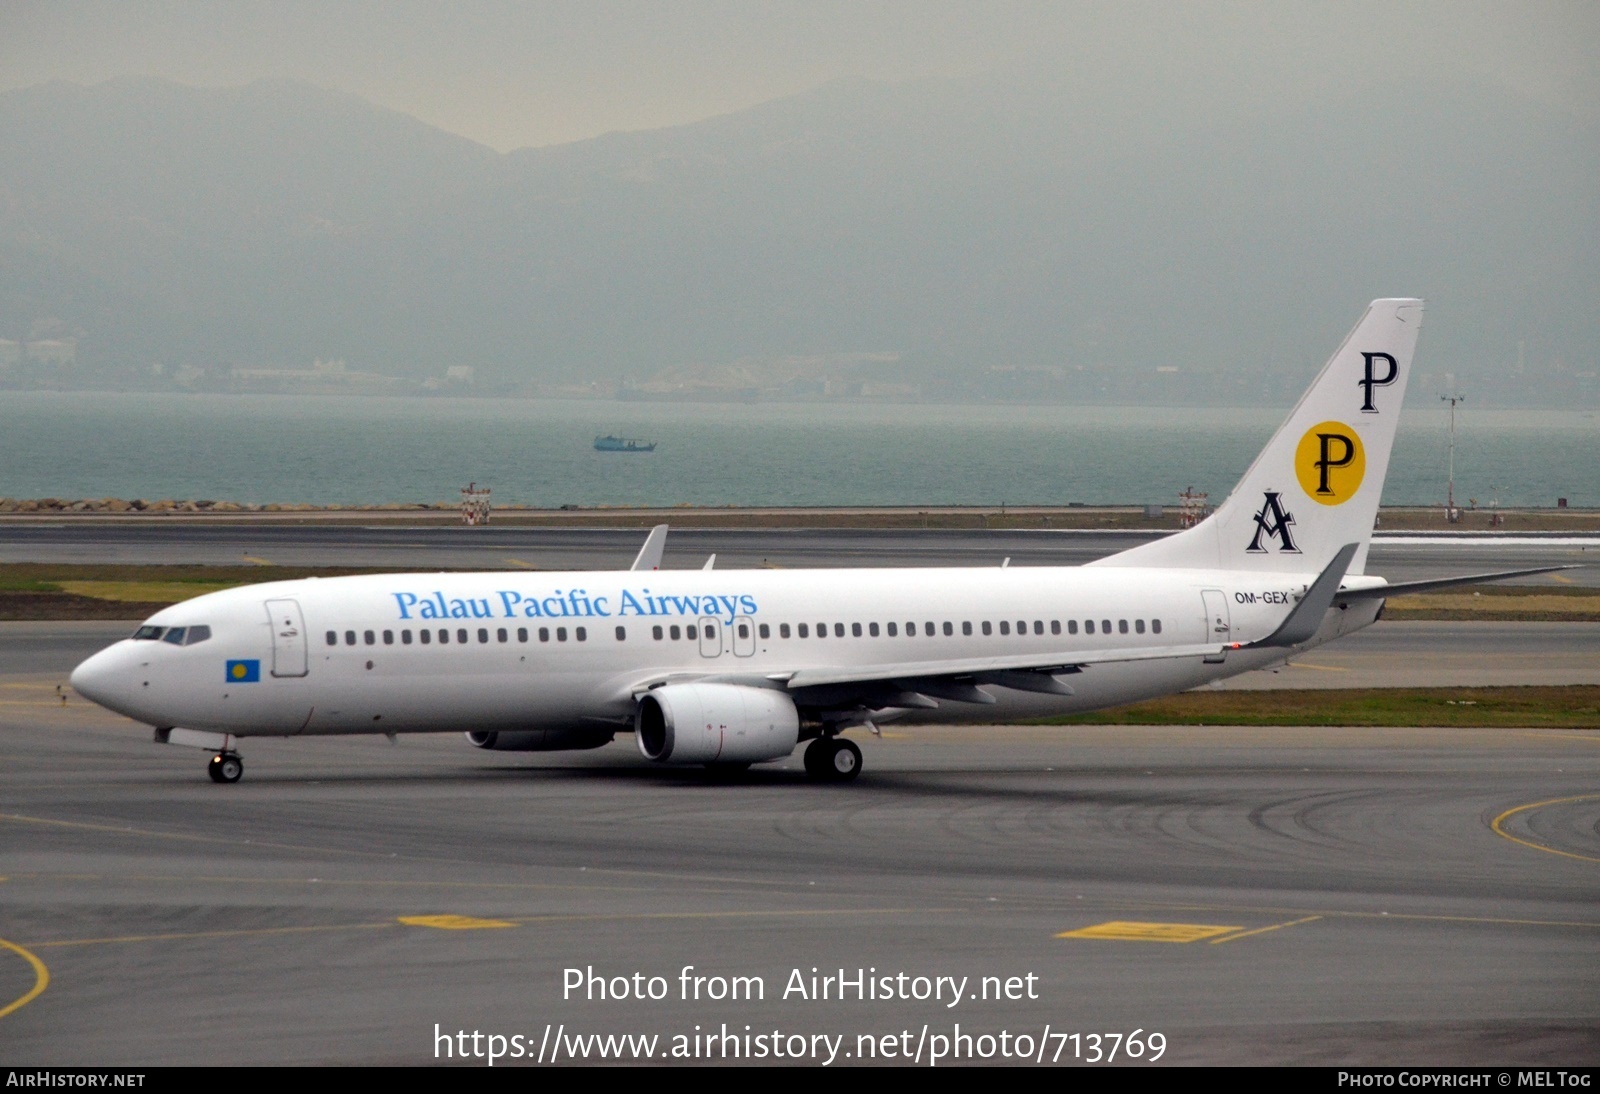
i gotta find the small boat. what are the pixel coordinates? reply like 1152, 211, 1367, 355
594, 434, 657, 453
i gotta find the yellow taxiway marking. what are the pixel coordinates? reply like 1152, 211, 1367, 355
0, 937, 50, 1020
506, 558, 537, 569
1285, 662, 1348, 672
1208, 915, 1323, 944
1552, 573, 1574, 584
398, 915, 516, 930
24, 908, 929, 950
241, 555, 273, 566
1056, 921, 1241, 943
1491, 795, 1600, 865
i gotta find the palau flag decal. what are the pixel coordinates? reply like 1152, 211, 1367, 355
226, 659, 261, 683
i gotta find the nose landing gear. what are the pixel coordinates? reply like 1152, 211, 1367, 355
803, 736, 862, 782
208, 752, 244, 784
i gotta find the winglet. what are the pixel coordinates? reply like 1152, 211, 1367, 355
1249, 542, 1359, 648
630, 525, 668, 571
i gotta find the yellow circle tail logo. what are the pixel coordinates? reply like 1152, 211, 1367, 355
1294, 421, 1365, 505
231, 663, 248, 679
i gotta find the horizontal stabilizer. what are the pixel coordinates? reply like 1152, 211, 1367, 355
1335, 565, 1582, 600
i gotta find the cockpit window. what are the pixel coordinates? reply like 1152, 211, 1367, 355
132, 625, 166, 640
162, 627, 188, 645
184, 625, 212, 645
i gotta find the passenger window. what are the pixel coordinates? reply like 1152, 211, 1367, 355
458, 629, 469, 644
962, 622, 972, 636
780, 623, 790, 638
703, 624, 715, 640
539, 627, 550, 642
497, 628, 507, 642
616, 626, 626, 641
185, 625, 212, 645
686, 625, 697, 640
478, 628, 489, 643
1051, 620, 1061, 635
1068, 620, 1078, 635
557, 627, 568, 642
1000, 620, 1010, 636
383, 630, 394, 645
759, 623, 770, 639
576, 627, 587, 642
942, 621, 953, 636
365, 630, 376, 645
1116, 620, 1126, 634
738, 624, 749, 639
345, 631, 357, 646
851, 622, 862, 638
402, 630, 413, 644
1152, 619, 1162, 635
420, 629, 431, 644
906, 622, 916, 636
982, 621, 992, 636
670, 625, 682, 640
1017, 620, 1027, 635
819, 622, 829, 637
1085, 620, 1094, 634
517, 627, 528, 643
1034, 621, 1044, 635
797, 623, 808, 638
1135, 619, 1145, 634
439, 629, 449, 644
869, 622, 879, 637
1102, 619, 1112, 634
887, 622, 898, 637
653, 625, 664, 640
924, 622, 935, 636
325, 631, 337, 646
163, 627, 187, 645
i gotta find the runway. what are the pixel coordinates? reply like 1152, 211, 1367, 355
3, 642, 1599, 1065
1, 522, 1596, 585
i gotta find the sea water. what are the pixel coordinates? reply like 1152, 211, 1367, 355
0, 392, 1593, 509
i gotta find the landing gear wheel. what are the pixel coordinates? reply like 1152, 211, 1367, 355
208, 752, 243, 784
804, 737, 862, 782
828, 738, 862, 781
803, 737, 834, 779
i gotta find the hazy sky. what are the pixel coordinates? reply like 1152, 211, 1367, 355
4, 1, 1597, 150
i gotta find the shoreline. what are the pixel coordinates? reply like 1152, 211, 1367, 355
1, 501, 1597, 533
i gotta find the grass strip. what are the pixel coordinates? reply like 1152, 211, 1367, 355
1034, 686, 1600, 728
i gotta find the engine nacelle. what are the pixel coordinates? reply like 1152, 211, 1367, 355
464, 728, 615, 752
635, 683, 799, 765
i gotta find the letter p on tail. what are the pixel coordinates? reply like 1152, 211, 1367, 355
1093, 298, 1422, 576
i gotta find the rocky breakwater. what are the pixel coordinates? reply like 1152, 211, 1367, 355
0, 498, 460, 514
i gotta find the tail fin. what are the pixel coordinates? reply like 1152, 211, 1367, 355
1091, 298, 1422, 575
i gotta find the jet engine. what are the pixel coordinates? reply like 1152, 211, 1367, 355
465, 728, 615, 752
635, 683, 799, 765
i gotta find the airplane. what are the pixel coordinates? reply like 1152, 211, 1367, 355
69, 298, 1564, 784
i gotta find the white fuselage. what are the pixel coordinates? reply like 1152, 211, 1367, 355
69, 564, 1383, 739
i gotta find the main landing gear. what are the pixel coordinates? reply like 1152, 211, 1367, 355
208, 752, 243, 784
803, 736, 862, 782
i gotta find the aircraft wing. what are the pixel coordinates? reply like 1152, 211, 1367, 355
780, 642, 1226, 692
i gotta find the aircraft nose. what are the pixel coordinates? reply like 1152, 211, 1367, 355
70, 645, 127, 709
